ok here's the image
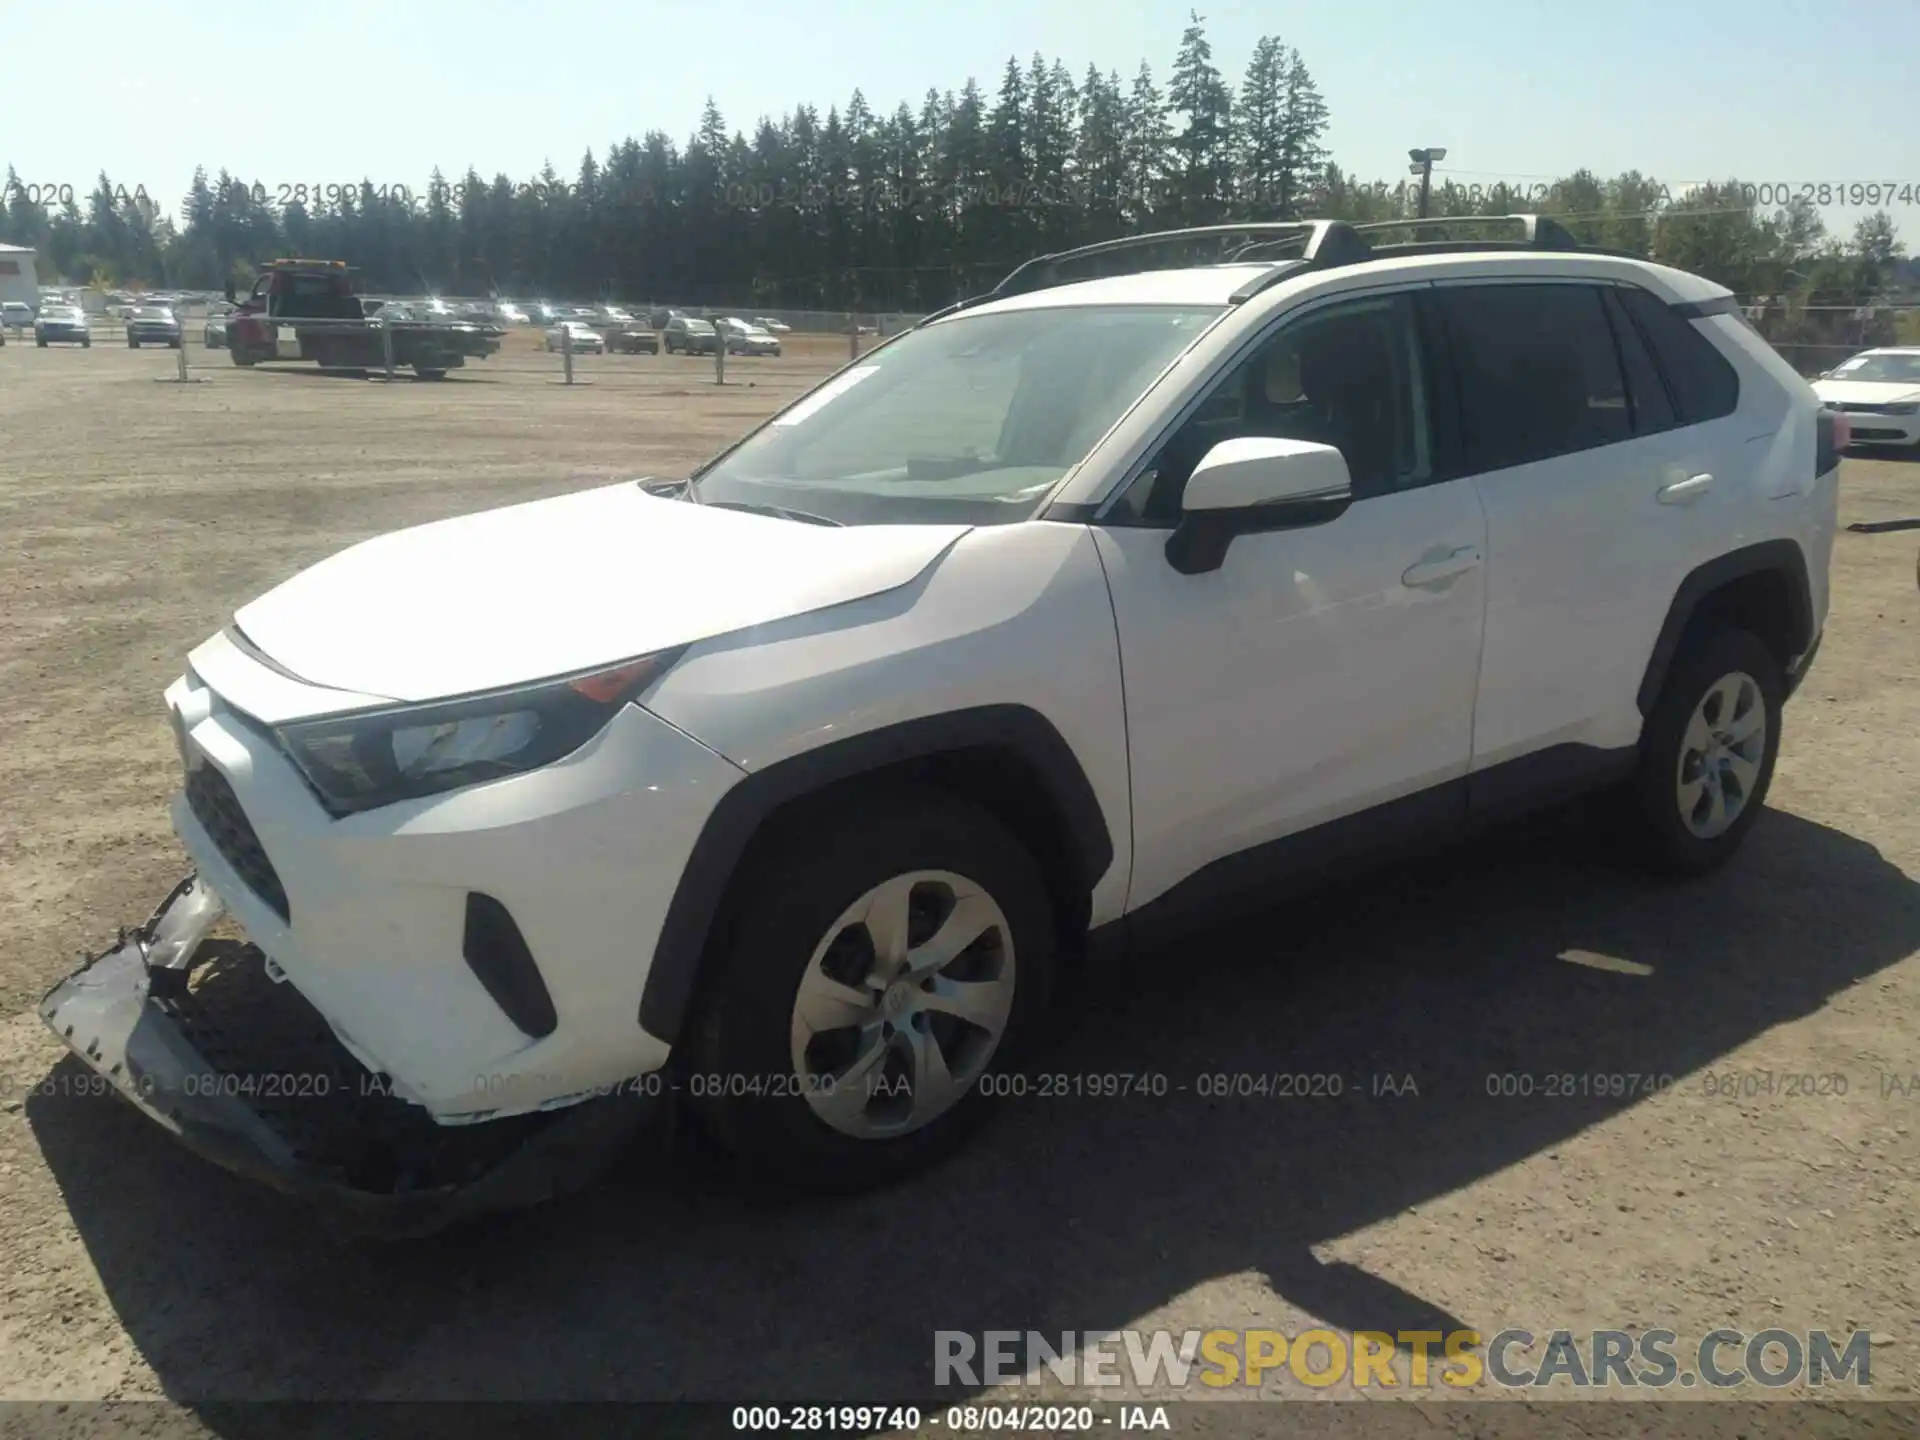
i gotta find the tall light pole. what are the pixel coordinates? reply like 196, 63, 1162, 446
1408, 147, 1447, 219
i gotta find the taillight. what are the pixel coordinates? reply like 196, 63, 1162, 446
1815, 407, 1848, 476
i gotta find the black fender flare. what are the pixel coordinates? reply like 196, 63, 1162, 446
638, 704, 1115, 1044
1635, 539, 1815, 716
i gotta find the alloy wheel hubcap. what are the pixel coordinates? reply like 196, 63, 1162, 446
789, 870, 1016, 1139
1675, 671, 1766, 839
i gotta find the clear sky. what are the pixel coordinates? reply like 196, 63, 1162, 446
5, 0, 1917, 243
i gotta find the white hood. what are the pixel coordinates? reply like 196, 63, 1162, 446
1811, 378, 1920, 407
231, 484, 969, 702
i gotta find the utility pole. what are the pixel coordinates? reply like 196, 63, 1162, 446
1408, 147, 1447, 220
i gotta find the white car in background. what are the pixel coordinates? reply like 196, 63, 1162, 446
39, 216, 1839, 1238
718, 317, 782, 356
1811, 347, 1920, 448
545, 320, 605, 353
1, 300, 32, 335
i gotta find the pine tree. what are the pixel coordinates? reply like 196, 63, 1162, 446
1273, 48, 1329, 219
1122, 62, 1170, 226
1167, 12, 1233, 223
1234, 37, 1287, 217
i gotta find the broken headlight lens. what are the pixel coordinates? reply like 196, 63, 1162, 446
274, 649, 684, 817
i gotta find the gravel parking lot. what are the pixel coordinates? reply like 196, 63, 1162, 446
0, 342, 1915, 1424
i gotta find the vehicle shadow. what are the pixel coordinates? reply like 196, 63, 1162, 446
1852, 446, 1920, 465
237, 366, 503, 385
24, 803, 1920, 1417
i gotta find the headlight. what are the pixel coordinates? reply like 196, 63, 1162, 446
273, 648, 684, 816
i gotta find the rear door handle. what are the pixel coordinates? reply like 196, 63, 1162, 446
1402, 545, 1482, 589
1657, 473, 1714, 505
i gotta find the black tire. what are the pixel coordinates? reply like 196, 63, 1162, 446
1627, 627, 1783, 877
683, 785, 1056, 1193
81, 337, 90, 348
128, 337, 139, 349
414, 368, 447, 381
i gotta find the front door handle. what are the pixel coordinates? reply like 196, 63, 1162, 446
1402, 545, 1482, 589
1657, 473, 1714, 505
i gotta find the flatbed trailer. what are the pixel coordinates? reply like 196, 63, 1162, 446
225, 260, 503, 379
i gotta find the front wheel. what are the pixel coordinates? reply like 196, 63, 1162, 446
1627, 627, 1783, 876
684, 787, 1055, 1192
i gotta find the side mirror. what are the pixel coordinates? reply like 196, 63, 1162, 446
1165, 437, 1353, 575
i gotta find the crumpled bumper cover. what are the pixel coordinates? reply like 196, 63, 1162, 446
39, 874, 657, 1239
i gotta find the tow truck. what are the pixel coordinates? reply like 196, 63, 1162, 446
224, 259, 504, 380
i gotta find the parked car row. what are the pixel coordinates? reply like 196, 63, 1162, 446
6, 290, 799, 360
660, 313, 783, 357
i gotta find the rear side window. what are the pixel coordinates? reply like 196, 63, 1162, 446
1438, 284, 1631, 472
1615, 287, 1740, 424
1599, 287, 1677, 433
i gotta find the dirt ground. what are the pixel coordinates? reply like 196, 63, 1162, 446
0, 339, 1915, 1428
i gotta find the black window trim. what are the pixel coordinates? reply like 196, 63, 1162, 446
1087, 279, 1451, 526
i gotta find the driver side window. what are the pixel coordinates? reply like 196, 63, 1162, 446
1120, 291, 1433, 523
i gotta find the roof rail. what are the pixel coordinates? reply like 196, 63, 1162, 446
1349, 213, 1584, 251
912, 212, 1639, 331
989, 220, 1370, 302
912, 220, 1371, 328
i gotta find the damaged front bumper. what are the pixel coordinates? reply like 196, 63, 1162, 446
39, 875, 658, 1239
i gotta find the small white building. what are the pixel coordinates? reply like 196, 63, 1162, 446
0, 243, 41, 307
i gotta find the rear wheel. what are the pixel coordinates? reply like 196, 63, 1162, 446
1627, 627, 1783, 876
684, 786, 1055, 1192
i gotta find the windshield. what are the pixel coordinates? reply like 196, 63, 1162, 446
1830, 353, 1920, 384
690, 303, 1221, 526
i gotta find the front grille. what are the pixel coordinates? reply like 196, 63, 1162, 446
1836, 401, 1898, 415
1850, 426, 1905, 441
185, 764, 291, 922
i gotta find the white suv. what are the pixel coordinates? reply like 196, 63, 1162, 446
43, 217, 1840, 1234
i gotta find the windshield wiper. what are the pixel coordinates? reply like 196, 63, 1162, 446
702, 499, 844, 527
